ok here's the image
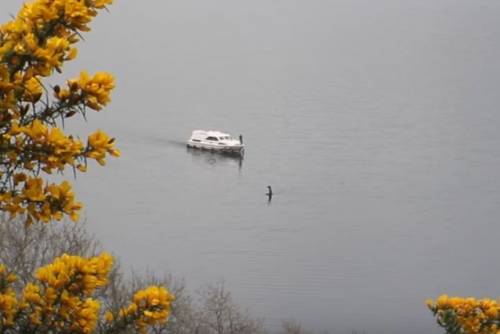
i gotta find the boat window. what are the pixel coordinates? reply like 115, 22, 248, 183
206, 136, 218, 141
192, 139, 201, 142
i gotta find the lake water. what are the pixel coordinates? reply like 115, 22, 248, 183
4, 0, 500, 333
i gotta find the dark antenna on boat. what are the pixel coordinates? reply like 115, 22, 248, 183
239, 134, 243, 144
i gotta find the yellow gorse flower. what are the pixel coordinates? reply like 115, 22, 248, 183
24, 77, 43, 102
0, 265, 18, 328
23, 253, 112, 333
35, 253, 113, 294
0, 2, 174, 333
69, 71, 116, 110
87, 129, 121, 166
116, 286, 175, 333
427, 295, 500, 334
0, 175, 83, 223
0, 0, 118, 224
0, 255, 173, 333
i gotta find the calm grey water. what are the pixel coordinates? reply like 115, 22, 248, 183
4, 1, 500, 333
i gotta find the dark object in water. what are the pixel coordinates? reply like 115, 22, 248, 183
266, 185, 273, 202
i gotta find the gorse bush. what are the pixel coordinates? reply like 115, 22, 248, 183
0, 0, 175, 333
0, 0, 119, 225
427, 295, 500, 334
0, 253, 174, 334
0, 218, 266, 334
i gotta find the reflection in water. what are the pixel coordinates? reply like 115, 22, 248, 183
186, 146, 243, 171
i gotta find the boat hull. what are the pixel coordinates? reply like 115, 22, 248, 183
187, 141, 244, 155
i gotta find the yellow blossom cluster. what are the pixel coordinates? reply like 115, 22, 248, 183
6, 120, 85, 173
0, 265, 17, 328
18, 253, 112, 333
87, 129, 121, 165
0, 2, 174, 333
5, 119, 120, 173
112, 286, 175, 333
0, 254, 174, 334
427, 295, 500, 334
0, 177, 82, 223
35, 253, 113, 294
0, 0, 113, 76
55, 71, 116, 111
0, 0, 118, 224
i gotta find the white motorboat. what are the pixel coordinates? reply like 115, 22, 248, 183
187, 130, 244, 155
